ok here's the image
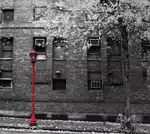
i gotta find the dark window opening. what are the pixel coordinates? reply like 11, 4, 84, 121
87, 46, 101, 54
33, 37, 46, 59
35, 113, 47, 119
86, 115, 103, 121
1, 37, 13, 48
0, 37, 13, 58
87, 37, 101, 60
2, 9, 14, 22
142, 116, 150, 123
0, 80, 12, 88
53, 79, 66, 90
51, 114, 68, 120
107, 116, 117, 122
87, 37, 100, 54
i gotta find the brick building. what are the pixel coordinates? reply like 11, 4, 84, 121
0, 0, 150, 122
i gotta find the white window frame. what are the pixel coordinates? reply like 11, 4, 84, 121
34, 38, 45, 47
0, 78, 12, 89
34, 37, 46, 60
90, 39, 100, 46
90, 80, 101, 89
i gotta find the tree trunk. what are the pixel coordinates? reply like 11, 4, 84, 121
119, 21, 130, 116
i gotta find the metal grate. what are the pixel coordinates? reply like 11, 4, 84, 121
91, 81, 101, 88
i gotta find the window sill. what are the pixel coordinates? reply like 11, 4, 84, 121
52, 90, 67, 93
108, 83, 123, 86
0, 58, 13, 60
36, 55, 47, 61
2, 21, 14, 23
2, 48, 13, 51
0, 88, 12, 92
53, 58, 66, 61
88, 53, 101, 55
37, 58, 47, 61
0, 78, 12, 80
88, 89, 102, 92
87, 59, 101, 61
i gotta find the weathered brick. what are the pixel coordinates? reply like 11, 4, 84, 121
0, 0, 150, 116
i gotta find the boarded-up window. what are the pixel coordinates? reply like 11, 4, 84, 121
34, 6, 47, 21
53, 79, 66, 90
53, 37, 66, 60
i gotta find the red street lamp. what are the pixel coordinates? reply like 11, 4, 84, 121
29, 50, 38, 126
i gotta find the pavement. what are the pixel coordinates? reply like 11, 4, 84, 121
0, 128, 126, 134
0, 117, 149, 134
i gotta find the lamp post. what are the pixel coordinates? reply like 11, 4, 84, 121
29, 50, 38, 126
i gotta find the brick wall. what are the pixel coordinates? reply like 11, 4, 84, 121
0, 0, 150, 115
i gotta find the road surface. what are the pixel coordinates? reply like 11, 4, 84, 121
0, 128, 125, 134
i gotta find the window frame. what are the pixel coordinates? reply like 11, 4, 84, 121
53, 37, 66, 60
90, 80, 101, 89
52, 79, 66, 91
87, 37, 101, 54
0, 37, 13, 60
33, 6, 47, 21
0, 78, 12, 89
2, 9, 14, 22
33, 37, 47, 60
107, 37, 121, 56
88, 71, 102, 91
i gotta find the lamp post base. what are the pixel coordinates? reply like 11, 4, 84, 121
29, 114, 37, 126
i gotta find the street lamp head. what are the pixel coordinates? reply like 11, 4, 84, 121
29, 50, 38, 63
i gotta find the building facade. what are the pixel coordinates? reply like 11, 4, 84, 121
0, 0, 150, 121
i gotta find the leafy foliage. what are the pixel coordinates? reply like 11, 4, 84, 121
34, 0, 149, 50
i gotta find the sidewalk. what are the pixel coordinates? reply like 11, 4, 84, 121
0, 117, 149, 133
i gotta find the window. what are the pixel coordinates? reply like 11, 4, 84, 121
87, 37, 101, 60
0, 37, 13, 89
91, 81, 101, 89
88, 46, 100, 54
0, 79, 12, 88
107, 37, 121, 56
53, 79, 66, 90
0, 37, 13, 58
2, 9, 14, 22
33, 37, 46, 60
108, 61, 123, 85
142, 39, 150, 61
53, 37, 66, 60
88, 72, 102, 90
141, 39, 150, 83
34, 6, 47, 21
87, 37, 100, 53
